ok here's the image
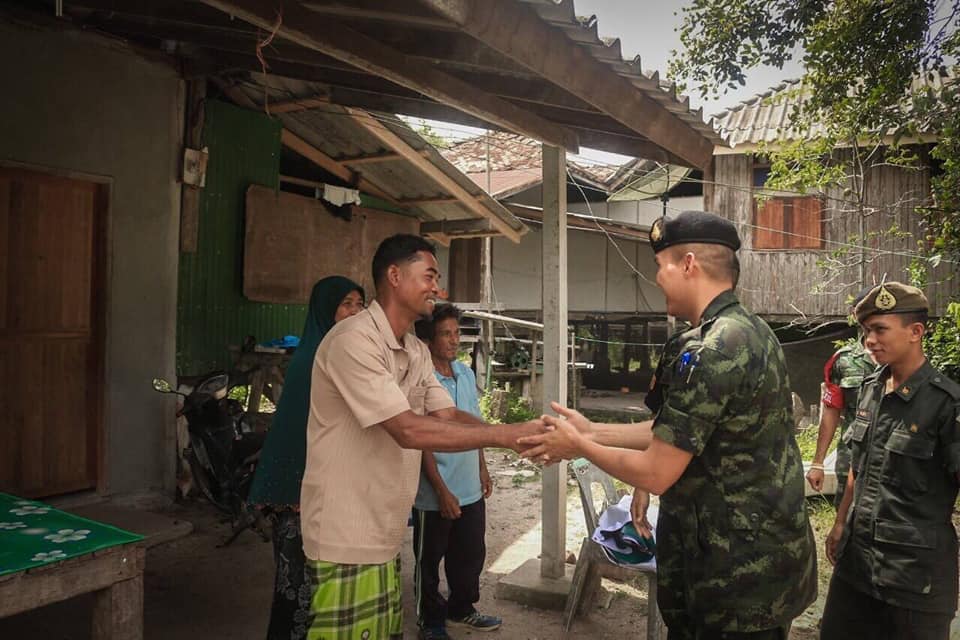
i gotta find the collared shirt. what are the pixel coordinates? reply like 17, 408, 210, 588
650, 290, 817, 632
836, 361, 960, 613
414, 360, 483, 510
300, 300, 454, 564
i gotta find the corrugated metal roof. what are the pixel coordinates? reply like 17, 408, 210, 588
234, 75, 527, 237
713, 68, 958, 149
441, 130, 637, 195
519, 0, 727, 148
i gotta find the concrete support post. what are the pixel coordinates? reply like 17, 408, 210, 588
540, 143, 568, 579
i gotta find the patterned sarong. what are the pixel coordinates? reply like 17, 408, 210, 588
307, 556, 403, 640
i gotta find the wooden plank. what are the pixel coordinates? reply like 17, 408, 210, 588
419, 0, 714, 169
789, 196, 823, 249
300, 0, 459, 29
180, 78, 205, 253
266, 95, 331, 114
420, 218, 497, 237
448, 238, 482, 303
92, 575, 144, 640
199, 0, 579, 153
279, 129, 402, 206
343, 108, 524, 242
0, 545, 145, 618
243, 187, 420, 303
540, 144, 568, 579
400, 197, 459, 205
754, 198, 785, 250
340, 152, 401, 165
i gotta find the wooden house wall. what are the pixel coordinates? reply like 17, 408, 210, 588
709, 151, 954, 318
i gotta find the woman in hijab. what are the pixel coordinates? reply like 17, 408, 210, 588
248, 275, 365, 640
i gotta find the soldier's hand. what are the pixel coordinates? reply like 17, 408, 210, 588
507, 418, 548, 452
806, 467, 825, 492
631, 488, 653, 539
825, 521, 844, 566
545, 402, 595, 438
517, 414, 584, 463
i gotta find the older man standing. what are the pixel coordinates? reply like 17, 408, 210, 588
519, 211, 817, 639
412, 304, 501, 640
300, 234, 543, 640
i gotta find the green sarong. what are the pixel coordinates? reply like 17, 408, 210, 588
0, 493, 143, 576
307, 556, 403, 640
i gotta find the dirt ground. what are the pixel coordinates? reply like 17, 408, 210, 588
0, 451, 863, 640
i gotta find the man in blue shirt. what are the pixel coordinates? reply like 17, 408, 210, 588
413, 304, 501, 640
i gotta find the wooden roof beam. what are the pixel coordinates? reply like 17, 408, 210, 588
267, 95, 331, 113
420, 219, 499, 238
343, 107, 524, 243
340, 152, 402, 166
280, 129, 402, 206
300, 1, 458, 30
418, 0, 714, 169
401, 197, 460, 205
200, 0, 579, 153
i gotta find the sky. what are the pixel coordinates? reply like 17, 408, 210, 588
416, 0, 804, 166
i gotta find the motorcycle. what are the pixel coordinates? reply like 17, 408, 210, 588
152, 372, 269, 545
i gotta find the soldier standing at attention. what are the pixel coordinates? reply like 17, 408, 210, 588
518, 210, 818, 639
806, 289, 877, 506
821, 282, 960, 640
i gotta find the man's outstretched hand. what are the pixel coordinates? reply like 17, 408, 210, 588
516, 402, 594, 462
505, 418, 549, 453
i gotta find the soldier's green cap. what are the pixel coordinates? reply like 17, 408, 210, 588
854, 282, 929, 323
649, 210, 741, 254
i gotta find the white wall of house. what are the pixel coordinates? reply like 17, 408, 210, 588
490, 228, 665, 313
0, 21, 183, 496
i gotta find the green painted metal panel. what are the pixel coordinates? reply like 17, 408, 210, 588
176, 100, 306, 375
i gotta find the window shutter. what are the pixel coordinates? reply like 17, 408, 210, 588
789, 197, 823, 249
754, 198, 785, 249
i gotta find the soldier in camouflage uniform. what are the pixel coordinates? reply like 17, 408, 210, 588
821, 282, 960, 640
806, 301, 877, 507
519, 211, 818, 639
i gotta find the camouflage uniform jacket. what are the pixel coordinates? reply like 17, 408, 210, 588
836, 361, 960, 614
826, 342, 877, 435
649, 290, 818, 632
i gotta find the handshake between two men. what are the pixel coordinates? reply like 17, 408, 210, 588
512, 402, 665, 538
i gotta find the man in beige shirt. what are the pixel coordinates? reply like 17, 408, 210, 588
300, 234, 543, 640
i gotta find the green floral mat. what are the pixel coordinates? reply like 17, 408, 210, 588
0, 493, 143, 576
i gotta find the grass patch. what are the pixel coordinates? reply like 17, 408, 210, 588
795, 424, 838, 461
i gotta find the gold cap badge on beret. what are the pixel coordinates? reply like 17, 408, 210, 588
650, 217, 664, 243
874, 285, 897, 311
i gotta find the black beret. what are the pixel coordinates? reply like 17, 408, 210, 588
649, 210, 741, 253
854, 282, 929, 323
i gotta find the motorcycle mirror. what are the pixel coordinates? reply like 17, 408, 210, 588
152, 378, 174, 394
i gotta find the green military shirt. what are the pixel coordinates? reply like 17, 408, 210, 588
828, 343, 876, 505
831, 343, 876, 435
650, 290, 818, 632
836, 361, 960, 614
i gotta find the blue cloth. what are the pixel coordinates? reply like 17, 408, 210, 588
414, 360, 483, 510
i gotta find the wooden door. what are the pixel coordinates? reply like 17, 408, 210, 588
0, 167, 106, 498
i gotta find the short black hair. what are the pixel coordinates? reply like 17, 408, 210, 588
897, 310, 929, 328
372, 234, 436, 286
670, 243, 741, 287
415, 303, 462, 342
